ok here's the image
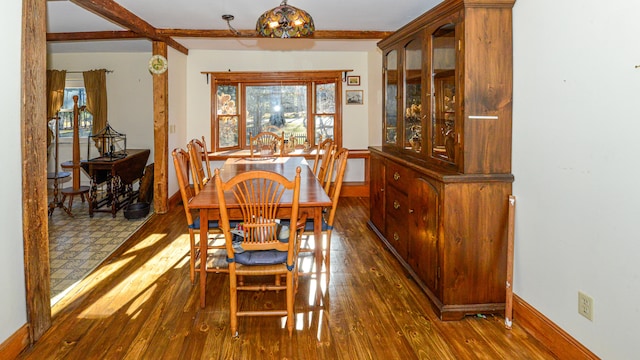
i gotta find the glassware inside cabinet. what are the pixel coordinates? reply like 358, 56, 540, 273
404, 38, 423, 153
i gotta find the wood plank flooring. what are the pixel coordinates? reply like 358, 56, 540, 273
18, 197, 556, 359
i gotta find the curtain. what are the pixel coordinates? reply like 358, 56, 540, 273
46, 69, 66, 152
83, 69, 108, 148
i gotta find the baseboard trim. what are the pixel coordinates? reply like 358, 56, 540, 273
168, 190, 182, 210
341, 182, 369, 197
513, 294, 599, 359
0, 323, 29, 359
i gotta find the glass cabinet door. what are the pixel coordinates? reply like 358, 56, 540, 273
384, 50, 398, 145
430, 23, 456, 163
404, 38, 423, 153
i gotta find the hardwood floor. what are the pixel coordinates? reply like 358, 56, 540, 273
18, 197, 556, 359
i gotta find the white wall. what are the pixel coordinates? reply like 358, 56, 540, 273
8, 2, 635, 358
512, 0, 640, 358
47, 49, 188, 200
47, 52, 155, 187
0, 0, 27, 343
367, 49, 384, 147
168, 48, 189, 197
185, 48, 380, 182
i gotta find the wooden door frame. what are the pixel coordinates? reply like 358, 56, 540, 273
21, 0, 169, 344
22, 0, 51, 343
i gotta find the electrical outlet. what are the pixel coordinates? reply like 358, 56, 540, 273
578, 291, 594, 321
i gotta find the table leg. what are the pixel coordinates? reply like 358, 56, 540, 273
199, 208, 209, 308
89, 177, 97, 218
313, 207, 323, 278
110, 176, 118, 218
48, 177, 72, 217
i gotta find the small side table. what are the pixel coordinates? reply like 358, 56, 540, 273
47, 171, 71, 217
61, 186, 91, 214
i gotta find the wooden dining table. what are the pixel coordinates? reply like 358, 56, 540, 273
187, 156, 332, 308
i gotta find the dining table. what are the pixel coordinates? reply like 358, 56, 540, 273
187, 156, 332, 308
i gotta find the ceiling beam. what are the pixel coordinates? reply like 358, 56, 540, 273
48, 29, 392, 42
68, 0, 188, 54
47, 30, 142, 41
157, 29, 393, 40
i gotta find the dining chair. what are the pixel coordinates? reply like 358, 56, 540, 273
172, 148, 226, 284
187, 136, 212, 194
313, 138, 335, 192
214, 166, 305, 337
249, 131, 285, 157
298, 147, 349, 282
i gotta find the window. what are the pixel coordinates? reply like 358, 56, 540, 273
57, 87, 93, 138
209, 71, 344, 152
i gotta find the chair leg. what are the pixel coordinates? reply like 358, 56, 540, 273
286, 272, 294, 336
189, 230, 196, 284
325, 229, 332, 284
229, 266, 238, 337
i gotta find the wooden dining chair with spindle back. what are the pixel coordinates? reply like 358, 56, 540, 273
187, 136, 212, 194
172, 148, 226, 284
313, 138, 336, 192
298, 147, 349, 282
249, 131, 285, 158
214, 166, 306, 337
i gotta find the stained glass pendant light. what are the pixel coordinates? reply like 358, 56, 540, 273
256, 0, 315, 38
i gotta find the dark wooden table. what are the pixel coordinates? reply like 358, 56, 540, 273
81, 149, 150, 217
188, 156, 332, 308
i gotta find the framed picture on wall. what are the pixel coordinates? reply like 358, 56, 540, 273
346, 90, 364, 105
347, 75, 360, 86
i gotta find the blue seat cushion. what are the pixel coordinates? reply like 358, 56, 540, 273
234, 249, 287, 266
189, 218, 241, 230
280, 218, 331, 232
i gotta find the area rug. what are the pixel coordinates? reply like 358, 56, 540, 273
48, 197, 153, 304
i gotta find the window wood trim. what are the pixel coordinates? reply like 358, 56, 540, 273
206, 70, 349, 152
203, 70, 350, 83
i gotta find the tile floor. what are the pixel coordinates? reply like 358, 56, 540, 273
48, 195, 152, 303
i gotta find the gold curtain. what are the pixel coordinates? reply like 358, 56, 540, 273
83, 69, 108, 146
46, 69, 66, 151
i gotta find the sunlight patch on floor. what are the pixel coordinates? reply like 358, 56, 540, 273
122, 232, 169, 255
48, 197, 153, 301
77, 233, 191, 318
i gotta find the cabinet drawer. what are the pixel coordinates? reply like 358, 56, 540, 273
386, 161, 413, 192
385, 211, 409, 259
385, 185, 410, 219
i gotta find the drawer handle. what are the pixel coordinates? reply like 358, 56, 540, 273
393, 200, 400, 209
409, 208, 414, 214
393, 232, 400, 241
393, 172, 400, 181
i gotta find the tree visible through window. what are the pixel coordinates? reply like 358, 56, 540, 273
245, 85, 307, 145
58, 87, 93, 138
209, 71, 344, 152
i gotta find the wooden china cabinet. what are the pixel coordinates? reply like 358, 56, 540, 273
369, 0, 515, 320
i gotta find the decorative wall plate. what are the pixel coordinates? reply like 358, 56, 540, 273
148, 55, 168, 74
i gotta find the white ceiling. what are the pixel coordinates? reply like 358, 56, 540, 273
46, 0, 443, 53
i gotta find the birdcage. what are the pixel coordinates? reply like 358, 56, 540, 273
87, 123, 127, 160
